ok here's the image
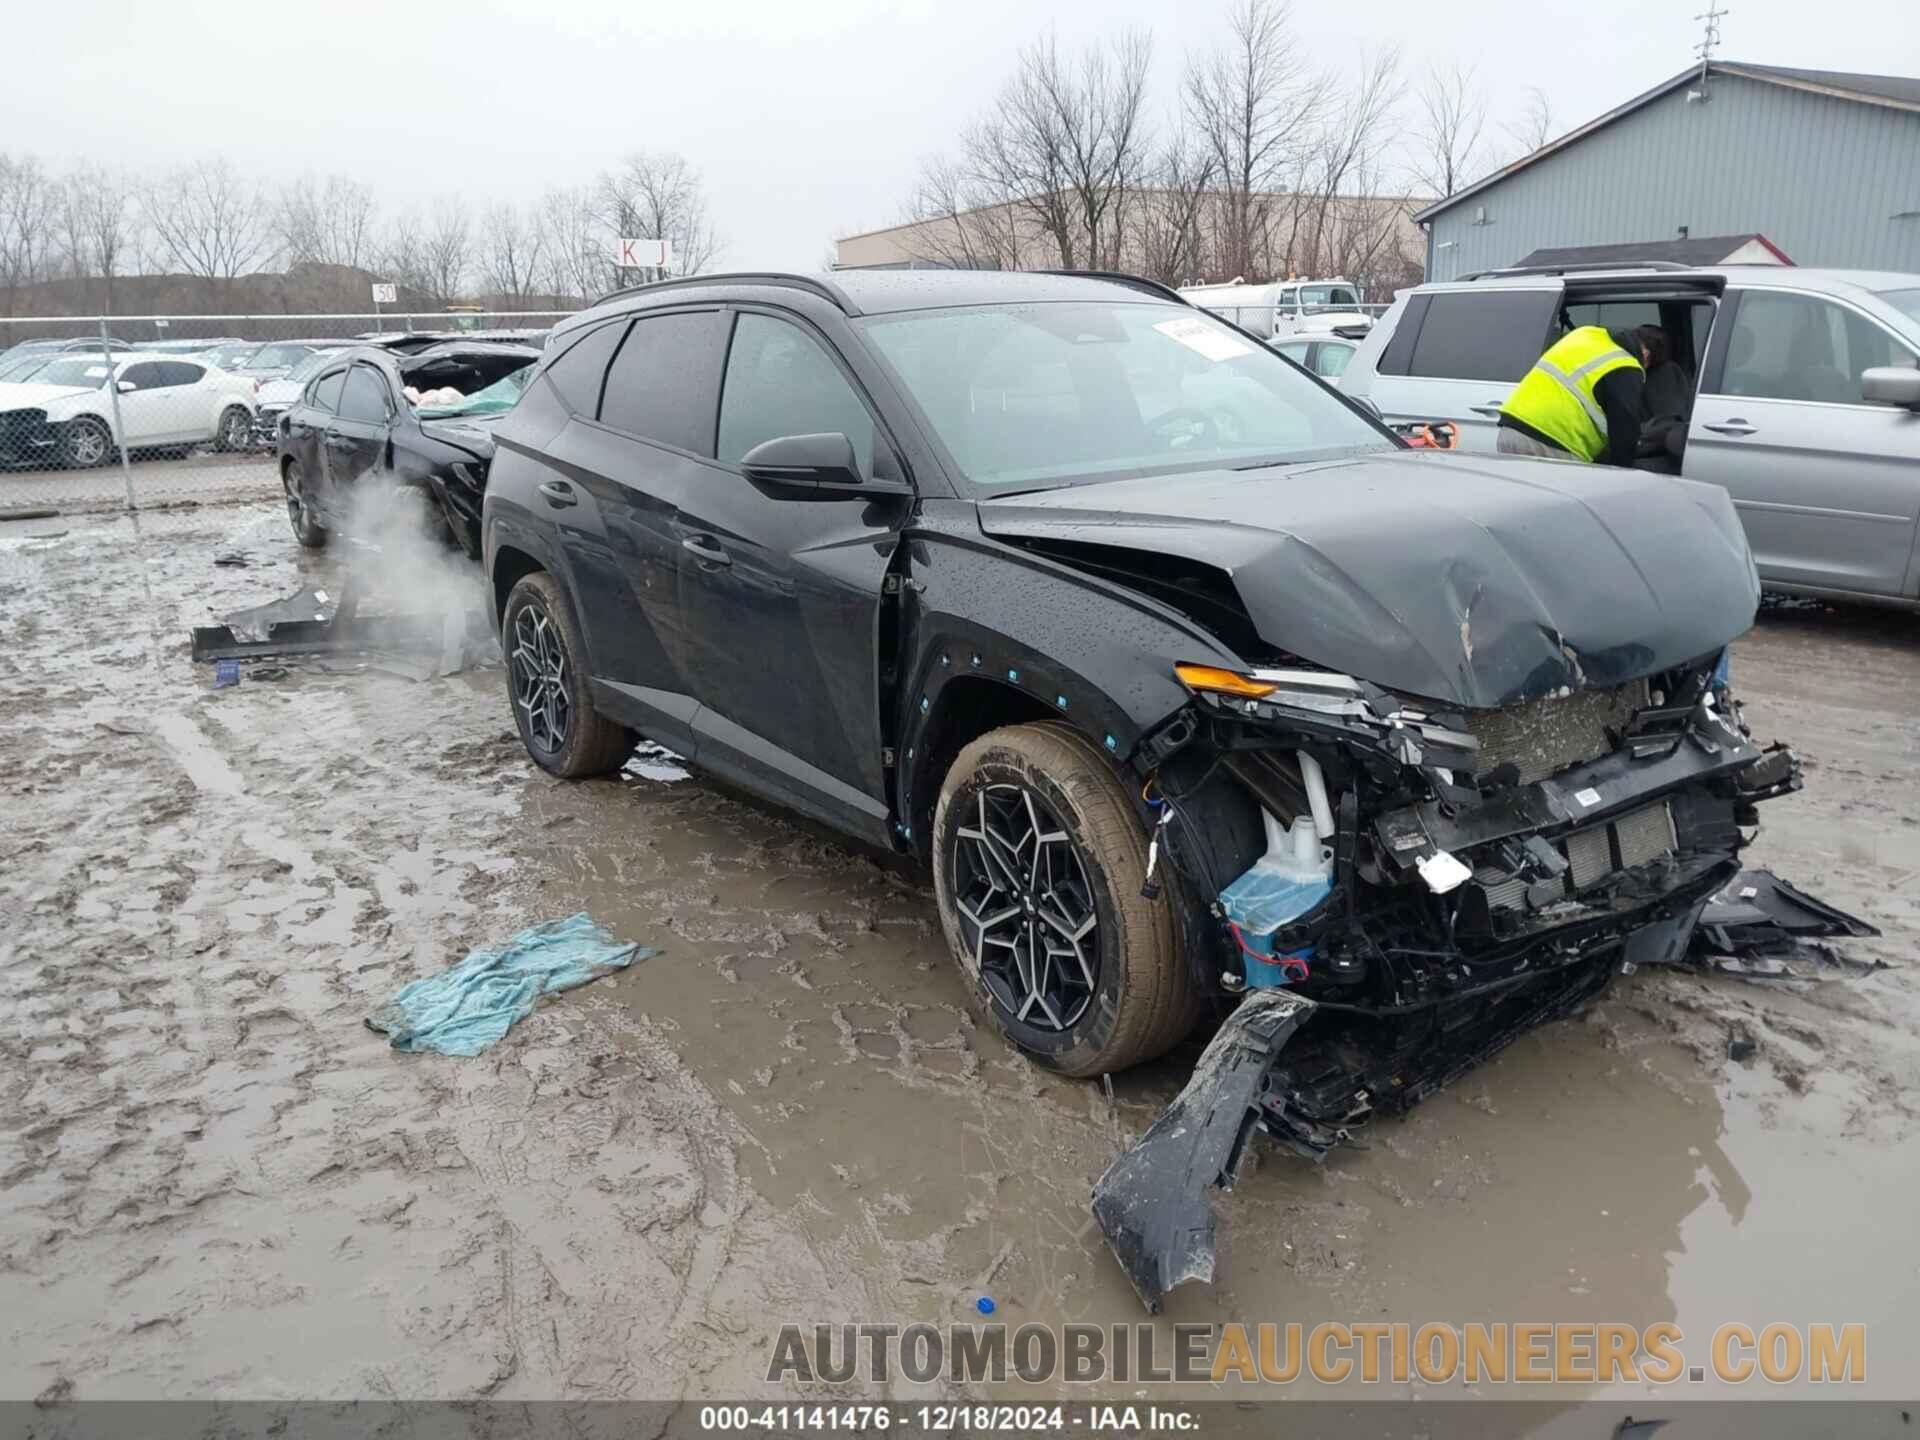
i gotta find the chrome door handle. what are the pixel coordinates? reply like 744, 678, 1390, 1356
1703, 420, 1757, 436
681, 535, 731, 567
1469, 402, 1504, 417
537, 480, 578, 508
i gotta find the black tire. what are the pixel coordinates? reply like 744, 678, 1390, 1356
213, 405, 251, 453
282, 458, 328, 548
502, 571, 635, 779
932, 721, 1198, 1076
60, 417, 112, 470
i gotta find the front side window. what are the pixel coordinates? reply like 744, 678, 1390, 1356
337, 365, 391, 423
156, 361, 204, 388
1719, 291, 1919, 405
119, 362, 163, 391
858, 301, 1387, 492
718, 314, 875, 475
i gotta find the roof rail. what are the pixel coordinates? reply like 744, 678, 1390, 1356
590, 271, 856, 314
1459, 260, 1696, 280
1036, 269, 1190, 304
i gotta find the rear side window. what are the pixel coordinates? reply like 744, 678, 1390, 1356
542, 321, 627, 418
1405, 290, 1558, 381
337, 365, 390, 423
717, 314, 875, 476
309, 371, 346, 413
598, 310, 731, 455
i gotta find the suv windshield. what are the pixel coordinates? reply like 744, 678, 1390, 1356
857, 301, 1388, 491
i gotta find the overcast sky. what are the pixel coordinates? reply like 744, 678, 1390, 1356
8, 0, 1920, 271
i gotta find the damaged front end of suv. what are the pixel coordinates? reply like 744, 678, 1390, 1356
1094, 646, 1795, 1310
981, 461, 1805, 1312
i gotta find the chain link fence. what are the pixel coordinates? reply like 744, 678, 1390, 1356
0, 312, 574, 516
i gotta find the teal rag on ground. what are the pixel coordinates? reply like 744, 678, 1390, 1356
367, 914, 656, 1056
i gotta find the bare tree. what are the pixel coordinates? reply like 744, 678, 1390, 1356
1016, 30, 1156, 271
898, 152, 1028, 270
596, 151, 720, 281
1293, 47, 1401, 278
1408, 62, 1491, 200
1503, 85, 1555, 158
0, 153, 56, 315
1129, 134, 1216, 284
142, 157, 275, 305
1184, 0, 1330, 281
378, 211, 430, 297
539, 186, 606, 303
476, 202, 547, 305
277, 174, 379, 270
421, 197, 472, 303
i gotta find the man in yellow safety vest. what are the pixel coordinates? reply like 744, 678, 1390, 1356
1497, 325, 1661, 467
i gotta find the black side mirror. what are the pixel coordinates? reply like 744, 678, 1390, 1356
741, 432, 910, 497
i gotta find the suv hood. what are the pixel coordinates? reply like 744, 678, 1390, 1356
976, 452, 1759, 710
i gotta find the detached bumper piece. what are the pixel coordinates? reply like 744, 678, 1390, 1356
1102, 659, 1812, 1311
1092, 991, 1314, 1313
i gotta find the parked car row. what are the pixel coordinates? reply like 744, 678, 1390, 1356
0, 326, 552, 472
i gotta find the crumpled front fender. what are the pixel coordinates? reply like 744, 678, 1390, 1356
1091, 990, 1316, 1313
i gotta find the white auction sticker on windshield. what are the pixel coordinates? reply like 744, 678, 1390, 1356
84, 366, 109, 377
1155, 316, 1252, 362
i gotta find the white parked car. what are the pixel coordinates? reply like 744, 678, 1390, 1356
0, 354, 257, 468
250, 346, 349, 445
1178, 278, 1375, 340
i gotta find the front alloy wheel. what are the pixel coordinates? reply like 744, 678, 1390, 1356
932, 722, 1197, 1076
952, 783, 1100, 1031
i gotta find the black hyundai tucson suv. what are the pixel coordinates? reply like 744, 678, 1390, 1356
481, 270, 1795, 1296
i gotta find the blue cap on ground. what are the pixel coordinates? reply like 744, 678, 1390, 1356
976, 1296, 996, 1315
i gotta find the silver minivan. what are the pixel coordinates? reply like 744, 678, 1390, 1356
1342, 265, 1920, 608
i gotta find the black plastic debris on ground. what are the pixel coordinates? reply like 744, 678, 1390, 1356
1691, 869, 1883, 981
191, 583, 496, 679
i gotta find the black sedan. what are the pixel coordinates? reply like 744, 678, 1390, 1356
273, 341, 538, 557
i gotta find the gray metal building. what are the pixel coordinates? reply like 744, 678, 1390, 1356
1416, 63, 1920, 279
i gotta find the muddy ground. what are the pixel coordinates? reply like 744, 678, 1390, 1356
1, 501, 1916, 1407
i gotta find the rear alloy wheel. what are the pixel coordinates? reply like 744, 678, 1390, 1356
214, 405, 251, 452
933, 722, 1197, 1076
282, 459, 328, 548
502, 571, 635, 778
60, 417, 112, 469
